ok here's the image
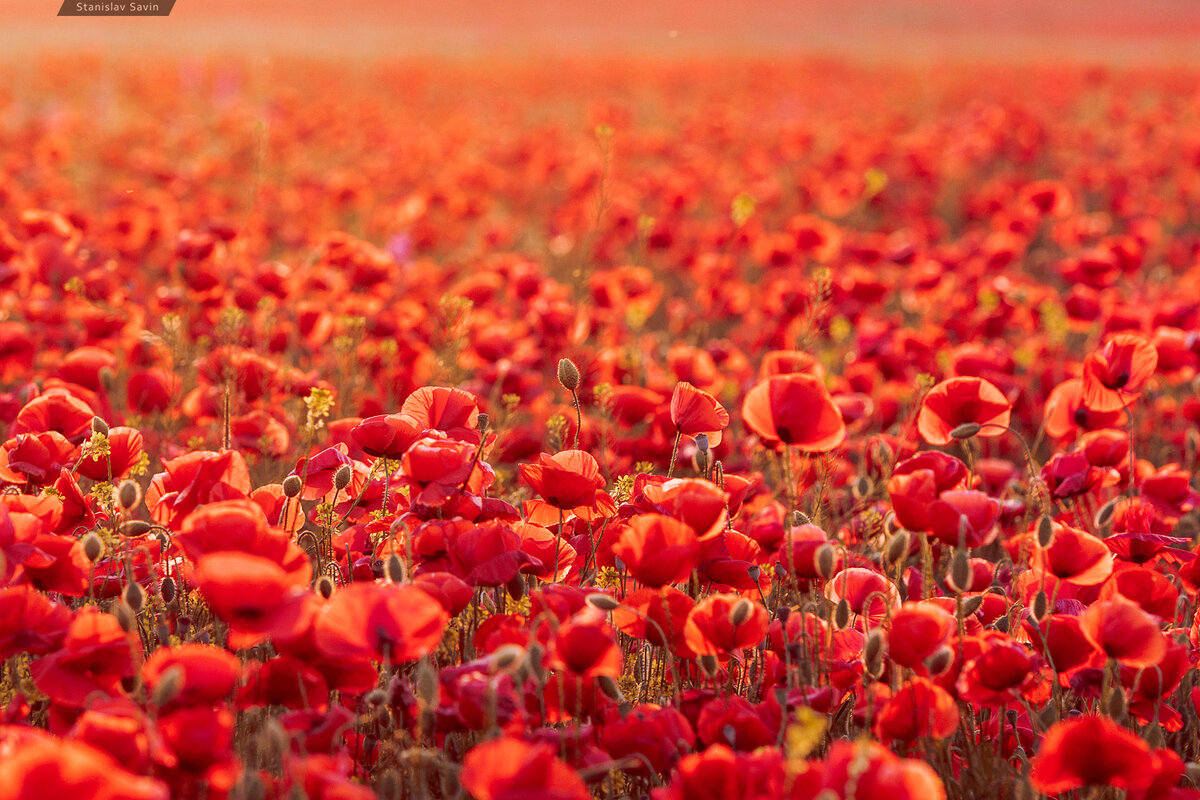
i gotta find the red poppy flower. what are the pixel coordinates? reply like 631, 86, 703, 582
141, 644, 242, 710
30, 608, 140, 707
448, 521, 542, 586
0, 586, 72, 660
1030, 715, 1154, 794
874, 677, 959, 742
1021, 614, 1098, 675
546, 612, 622, 680
670, 381, 730, 446
11, 388, 95, 443
825, 567, 900, 624
1030, 522, 1113, 586
612, 514, 700, 588
887, 602, 955, 670
349, 413, 425, 459
926, 489, 1001, 548
519, 450, 612, 517
174, 498, 311, 580
741, 373, 846, 452
887, 452, 969, 532
145, 449, 252, 529
313, 582, 448, 664
400, 385, 481, 443
460, 736, 589, 800
1079, 594, 1167, 668
955, 632, 1041, 708
599, 703, 695, 775
612, 586, 696, 657
0, 727, 168, 800
1043, 379, 1124, 439
1080, 333, 1158, 412
917, 376, 1011, 446
683, 593, 767, 656
192, 552, 314, 649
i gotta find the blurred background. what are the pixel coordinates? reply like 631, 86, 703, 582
2, 0, 1199, 62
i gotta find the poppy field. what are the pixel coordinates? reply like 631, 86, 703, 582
3, 51, 1200, 800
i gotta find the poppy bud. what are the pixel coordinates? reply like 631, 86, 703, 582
118, 520, 152, 537
774, 605, 791, 623
113, 601, 135, 632
385, 554, 406, 584
476, 412, 490, 432
949, 549, 971, 594
160, 576, 177, 604
1186, 429, 1199, 463
864, 628, 886, 677
527, 643, 547, 682
1106, 686, 1127, 722
960, 593, 985, 617
334, 464, 353, 491
1036, 514, 1054, 548
597, 675, 624, 702
949, 422, 981, 439
282, 475, 303, 498
834, 598, 851, 629
586, 593, 621, 611
1185, 763, 1200, 786
1094, 498, 1118, 533
792, 510, 811, 527
257, 719, 289, 765
491, 644, 525, 673
557, 358, 581, 391
378, 770, 401, 800
747, 565, 761, 582
98, 366, 117, 394
117, 480, 142, 511
885, 530, 909, 565
151, 665, 185, 707
695, 433, 710, 452
814, 543, 836, 580
91, 416, 109, 436
506, 574, 527, 602
316, 575, 336, 599
415, 657, 439, 707
925, 646, 953, 676
82, 532, 105, 563
364, 688, 389, 708
124, 581, 145, 614
698, 654, 720, 677
729, 598, 755, 627
1033, 589, 1049, 620
852, 475, 872, 500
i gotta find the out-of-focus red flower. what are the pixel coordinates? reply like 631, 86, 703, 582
0, 727, 168, 800
30, 608, 140, 707
1030, 522, 1113, 586
192, 552, 314, 649
313, 582, 448, 664
875, 677, 959, 742
1043, 378, 1125, 439
917, 376, 1011, 446
350, 412, 425, 459
670, 381, 730, 446
612, 514, 700, 588
145, 449, 252, 529
141, 644, 242, 710
519, 450, 612, 517
460, 736, 590, 800
1030, 715, 1154, 795
683, 593, 767, 656
1079, 593, 1167, 668
887, 602, 955, 670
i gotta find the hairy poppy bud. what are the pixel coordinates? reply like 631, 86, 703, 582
586, 593, 621, 611
852, 475, 872, 501
385, 554, 406, 584
834, 598, 851, 629
1033, 589, 1049, 620
333, 464, 353, 491
477, 413, 490, 432
113, 601, 135, 632
119, 520, 151, 537
316, 575, 336, 599
1106, 686, 1127, 722
160, 576, 177, 604
98, 366, 117, 394
814, 543, 836, 580
117, 480, 141, 511
557, 358, 581, 391
925, 645, 953, 676
364, 688, 389, 708
864, 628, 886, 677
1094, 498, 1118, 533
1036, 514, 1055, 548
698, 654, 719, 677
597, 675, 624, 702
885, 530, 909, 565
949, 550, 972, 594
491, 644, 525, 673
950, 422, 981, 440
282, 475, 303, 498
792, 510, 811, 527
82, 531, 105, 563
415, 657, 439, 707
151, 664, 184, 707
124, 581, 145, 614
729, 598, 754, 627
91, 416, 109, 436
960, 593, 985, 617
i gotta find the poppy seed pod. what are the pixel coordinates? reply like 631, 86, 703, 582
1094, 498, 1118, 532
119, 520, 152, 537
792, 510, 811, 527
82, 531, 105, 563
695, 432, 709, 452
91, 416, 109, 436
925, 646, 953, 676
385, 554, 407, 584
960, 593, 985, 617
1106, 686, 1127, 722
123, 581, 145, 613
864, 628, 886, 676
597, 675, 624, 702
414, 657, 439, 707
160, 576, 177, 604
814, 543, 836, 580
333, 464, 353, 491
728, 598, 755, 627
282, 475, 303, 498
950, 422, 982, 440
586, 593, 621, 611
698, 654, 720, 677
490, 644, 526, 673
476, 412, 489, 432
885, 530, 909, 565
1033, 589, 1050, 620
557, 358, 581, 391
1037, 514, 1055, 548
